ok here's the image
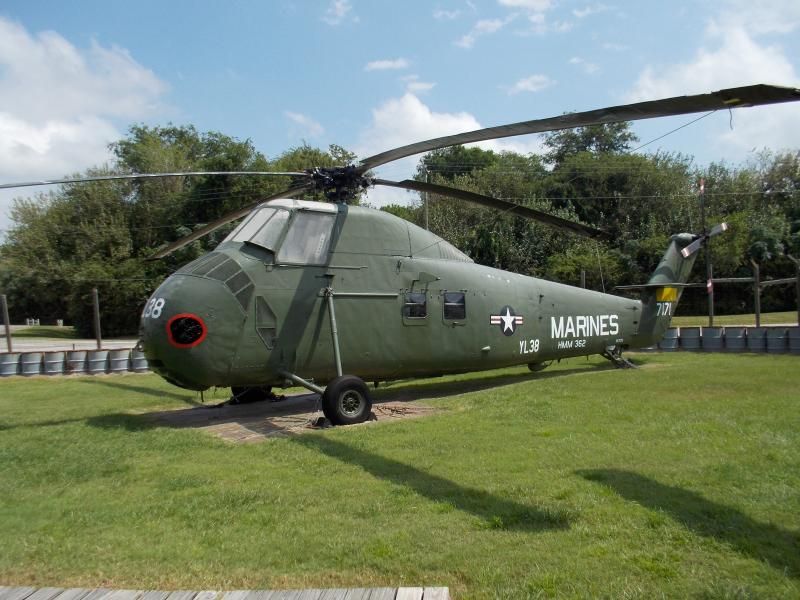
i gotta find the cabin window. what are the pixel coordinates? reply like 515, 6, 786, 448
222, 207, 289, 250
403, 292, 427, 318
443, 291, 466, 320
277, 211, 336, 265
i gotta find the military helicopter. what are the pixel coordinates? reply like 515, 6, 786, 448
3, 84, 799, 425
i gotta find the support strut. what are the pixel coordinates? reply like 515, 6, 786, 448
324, 287, 344, 377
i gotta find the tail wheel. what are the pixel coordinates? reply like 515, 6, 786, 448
322, 375, 372, 425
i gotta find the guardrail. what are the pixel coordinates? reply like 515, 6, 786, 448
655, 325, 800, 353
0, 348, 150, 377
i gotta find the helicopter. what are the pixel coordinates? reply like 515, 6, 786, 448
2, 84, 799, 425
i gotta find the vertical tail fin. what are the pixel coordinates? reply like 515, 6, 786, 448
637, 234, 699, 344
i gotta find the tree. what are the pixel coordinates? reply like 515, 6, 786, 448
543, 122, 638, 166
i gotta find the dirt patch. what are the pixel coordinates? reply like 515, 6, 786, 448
148, 393, 438, 443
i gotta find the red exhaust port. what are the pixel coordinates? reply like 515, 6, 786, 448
166, 313, 208, 348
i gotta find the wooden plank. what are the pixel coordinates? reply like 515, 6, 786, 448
421, 589, 449, 600
102, 590, 143, 600
77, 590, 112, 600
25, 588, 64, 600
318, 591, 349, 600
162, 592, 196, 600
192, 592, 220, 600
138, 592, 170, 600
395, 590, 423, 600
292, 590, 324, 600
365, 590, 395, 600
0, 587, 37, 600
220, 592, 250, 600
52, 589, 93, 600
342, 590, 371, 600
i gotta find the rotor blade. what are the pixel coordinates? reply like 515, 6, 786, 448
148, 184, 310, 260
0, 171, 306, 191
680, 237, 704, 258
709, 222, 730, 237
358, 84, 800, 172
374, 178, 610, 240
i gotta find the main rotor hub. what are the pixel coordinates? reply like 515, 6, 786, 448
306, 166, 373, 203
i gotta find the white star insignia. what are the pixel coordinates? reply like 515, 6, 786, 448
500, 307, 515, 333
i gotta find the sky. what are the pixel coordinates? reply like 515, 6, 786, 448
1, 0, 799, 233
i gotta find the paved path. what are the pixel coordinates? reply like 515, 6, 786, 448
0, 587, 449, 600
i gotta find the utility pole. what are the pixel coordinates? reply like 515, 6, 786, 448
750, 260, 761, 327
92, 288, 103, 349
1, 294, 12, 353
789, 255, 800, 326
699, 178, 715, 326
424, 163, 430, 231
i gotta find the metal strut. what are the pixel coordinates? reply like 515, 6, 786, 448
324, 287, 344, 377
601, 346, 638, 369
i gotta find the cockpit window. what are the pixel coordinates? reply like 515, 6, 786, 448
221, 207, 289, 251
277, 211, 336, 265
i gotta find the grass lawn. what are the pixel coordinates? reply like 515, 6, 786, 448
0, 353, 798, 598
671, 311, 798, 327
10, 326, 78, 339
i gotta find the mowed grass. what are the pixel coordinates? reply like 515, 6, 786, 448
0, 354, 798, 599
10, 326, 79, 339
671, 311, 798, 327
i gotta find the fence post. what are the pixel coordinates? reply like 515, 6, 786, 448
1, 294, 11, 353
750, 259, 761, 327
92, 288, 102, 349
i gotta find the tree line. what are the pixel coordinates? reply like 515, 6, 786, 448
0, 123, 797, 336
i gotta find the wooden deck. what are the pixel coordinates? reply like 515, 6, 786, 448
0, 587, 449, 600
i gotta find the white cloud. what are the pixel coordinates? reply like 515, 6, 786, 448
0, 17, 169, 230
323, 0, 353, 25
456, 15, 517, 48
284, 111, 324, 138
364, 58, 410, 71
433, 9, 462, 20
357, 93, 544, 208
572, 4, 609, 18
569, 56, 600, 74
718, 0, 800, 34
498, 0, 551, 10
407, 80, 437, 93
507, 74, 555, 94
627, 19, 800, 157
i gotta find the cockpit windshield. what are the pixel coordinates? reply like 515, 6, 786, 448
219, 206, 336, 265
277, 211, 336, 265
221, 207, 289, 251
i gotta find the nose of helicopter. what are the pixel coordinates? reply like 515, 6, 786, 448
139, 271, 246, 390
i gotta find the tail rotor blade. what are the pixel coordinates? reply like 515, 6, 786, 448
709, 222, 729, 238
680, 237, 704, 258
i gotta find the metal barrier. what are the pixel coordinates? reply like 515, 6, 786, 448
680, 327, 702, 351
20, 352, 43, 376
43, 351, 66, 375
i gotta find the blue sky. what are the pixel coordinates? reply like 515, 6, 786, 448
1, 0, 799, 230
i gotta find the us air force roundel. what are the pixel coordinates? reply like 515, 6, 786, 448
489, 305, 524, 336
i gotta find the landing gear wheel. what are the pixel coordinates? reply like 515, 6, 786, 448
230, 386, 274, 404
322, 375, 372, 426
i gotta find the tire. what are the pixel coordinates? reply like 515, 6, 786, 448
322, 375, 372, 425
230, 385, 273, 404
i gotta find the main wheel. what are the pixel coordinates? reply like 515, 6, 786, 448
230, 385, 273, 404
322, 375, 372, 425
